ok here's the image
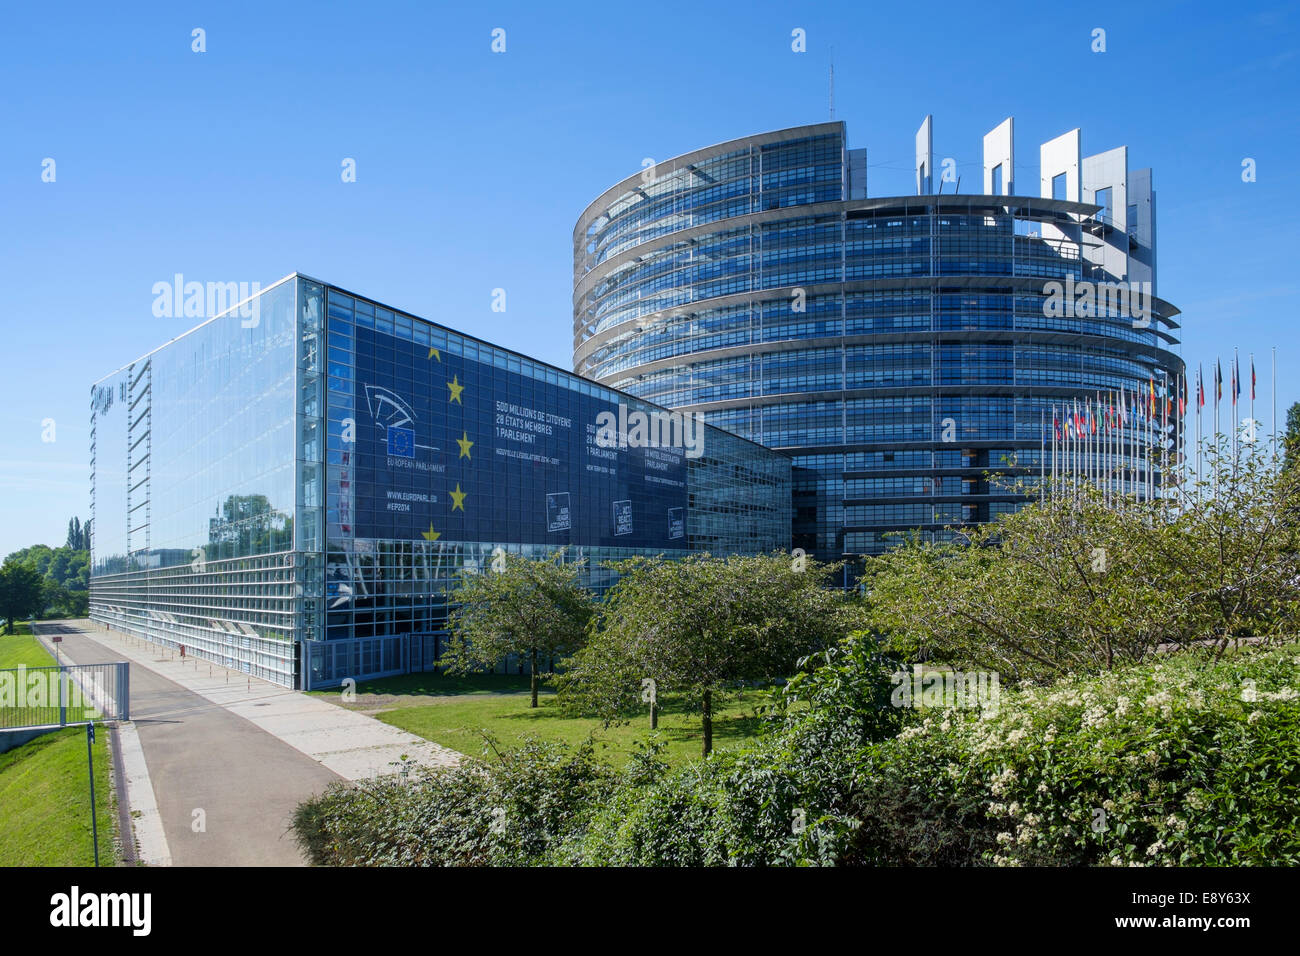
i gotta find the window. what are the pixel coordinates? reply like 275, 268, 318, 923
992, 163, 1003, 196
1051, 173, 1067, 201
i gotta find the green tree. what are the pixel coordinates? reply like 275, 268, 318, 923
0, 561, 45, 633
1284, 401, 1300, 472
565, 552, 853, 755
40, 579, 89, 619
441, 551, 595, 708
46, 549, 71, 586
863, 440, 1300, 682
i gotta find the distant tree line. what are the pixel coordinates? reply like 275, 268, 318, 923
0, 515, 92, 631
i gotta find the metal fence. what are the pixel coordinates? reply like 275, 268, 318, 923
0, 663, 130, 730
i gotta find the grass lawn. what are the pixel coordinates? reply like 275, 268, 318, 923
313, 671, 772, 767
0, 626, 56, 669
379, 692, 766, 767
0, 726, 118, 866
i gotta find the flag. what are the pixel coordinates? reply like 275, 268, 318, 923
1179, 375, 1186, 416
1216, 360, 1222, 402
1054, 414, 1061, 441
1149, 378, 1156, 416
1231, 359, 1238, 406
1251, 358, 1256, 400
1197, 365, 1205, 409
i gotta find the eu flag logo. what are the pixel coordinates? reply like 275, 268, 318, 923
387, 425, 415, 458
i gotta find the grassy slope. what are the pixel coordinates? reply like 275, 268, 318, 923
0, 627, 57, 669
0, 727, 117, 866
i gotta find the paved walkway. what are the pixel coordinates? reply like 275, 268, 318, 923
33, 621, 460, 866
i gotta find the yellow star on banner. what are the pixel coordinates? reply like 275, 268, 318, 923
447, 375, 464, 404
427, 347, 441, 361
456, 431, 474, 460
449, 483, 467, 512
421, 524, 441, 541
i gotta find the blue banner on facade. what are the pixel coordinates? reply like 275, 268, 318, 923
346, 325, 688, 549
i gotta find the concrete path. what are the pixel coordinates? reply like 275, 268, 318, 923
33, 620, 461, 866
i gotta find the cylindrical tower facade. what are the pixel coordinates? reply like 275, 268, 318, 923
574, 122, 1183, 570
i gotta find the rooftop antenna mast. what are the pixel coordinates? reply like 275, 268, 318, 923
829, 47, 835, 120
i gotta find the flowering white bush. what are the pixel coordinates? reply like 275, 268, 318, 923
871, 641, 1300, 866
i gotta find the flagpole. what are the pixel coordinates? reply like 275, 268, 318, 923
1093, 398, 1099, 492
1163, 375, 1169, 500
1113, 390, 1119, 506
1086, 401, 1092, 491
1124, 389, 1130, 502
1180, 371, 1187, 502
1128, 388, 1134, 504
1140, 386, 1146, 502
1214, 357, 1221, 501
1170, 374, 1180, 504
1106, 391, 1112, 507
1076, 399, 1082, 499
1233, 347, 1239, 465
1149, 382, 1155, 501
1135, 386, 1141, 502
1273, 347, 1278, 463
1119, 388, 1124, 504
1051, 404, 1057, 493
1176, 371, 1182, 498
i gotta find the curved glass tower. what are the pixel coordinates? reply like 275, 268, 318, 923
574, 120, 1183, 575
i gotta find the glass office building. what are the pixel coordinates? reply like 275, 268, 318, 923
91, 275, 790, 688
574, 120, 1184, 576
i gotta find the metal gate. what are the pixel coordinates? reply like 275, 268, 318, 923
0, 663, 131, 730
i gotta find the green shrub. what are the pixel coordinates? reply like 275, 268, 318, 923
296, 641, 1300, 867
556, 641, 903, 866
294, 736, 614, 866
559, 641, 1300, 866
875, 642, 1300, 866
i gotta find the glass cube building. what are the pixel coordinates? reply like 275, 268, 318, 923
90, 275, 790, 688
573, 120, 1184, 579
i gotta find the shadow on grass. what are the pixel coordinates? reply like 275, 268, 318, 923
483, 695, 768, 743
310, 671, 535, 700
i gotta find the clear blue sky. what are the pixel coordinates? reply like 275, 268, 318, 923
2, 0, 1297, 556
